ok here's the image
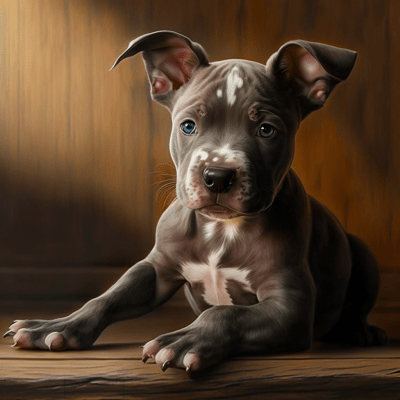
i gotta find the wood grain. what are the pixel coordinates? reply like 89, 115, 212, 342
1, 304, 400, 399
2, 358, 400, 399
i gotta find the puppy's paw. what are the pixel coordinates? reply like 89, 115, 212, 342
352, 325, 388, 347
3, 318, 95, 350
141, 307, 240, 377
142, 335, 217, 378
142, 337, 204, 376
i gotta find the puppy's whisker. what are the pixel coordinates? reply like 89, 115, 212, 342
151, 172, 177, 178
155, 183, 176, 197
156, 184, 176, 205
152, 179, 176, 187
154, 162, 175, 168
163, 192, 177, 209
156, 183, 176, 203
155, 181, 176, 190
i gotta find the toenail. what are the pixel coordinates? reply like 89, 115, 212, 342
162, 361, 171, 372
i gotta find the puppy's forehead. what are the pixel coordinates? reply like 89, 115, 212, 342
203, 60, 271, 100
174, 60, 275, 116
208, 59, 268, 84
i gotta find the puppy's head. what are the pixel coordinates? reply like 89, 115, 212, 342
112, 31, 356, 220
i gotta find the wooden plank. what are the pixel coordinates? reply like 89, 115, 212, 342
1, 357, 400, 400
1, 342, 400, 400
1, 303, 400, 399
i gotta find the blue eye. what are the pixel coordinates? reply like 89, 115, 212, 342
257, 123, 277, 139
180, 120, 197, 135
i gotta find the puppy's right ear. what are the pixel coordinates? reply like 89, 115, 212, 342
110, 31, 209, 110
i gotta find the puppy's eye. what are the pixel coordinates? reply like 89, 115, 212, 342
257, 123, 277, 139
180, 120, 197, 135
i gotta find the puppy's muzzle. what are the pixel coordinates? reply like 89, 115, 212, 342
202, 167, 236, 194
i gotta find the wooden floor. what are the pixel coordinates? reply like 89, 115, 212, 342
1, 301, 400, 399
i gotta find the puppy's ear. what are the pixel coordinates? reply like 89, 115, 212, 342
110, 31, 209, 110
266, 40, 357, 118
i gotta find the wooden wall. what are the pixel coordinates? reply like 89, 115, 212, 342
0, 0, 399, 332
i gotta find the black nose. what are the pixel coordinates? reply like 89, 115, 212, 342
202, 167, 236, 194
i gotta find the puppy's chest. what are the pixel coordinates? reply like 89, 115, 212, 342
180, 220, 263, 307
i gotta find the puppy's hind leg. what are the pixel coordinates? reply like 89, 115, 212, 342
320, 234, 388, 346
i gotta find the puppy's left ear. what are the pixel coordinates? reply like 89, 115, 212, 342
266, 40, 357, 118
110, 31, 209, 110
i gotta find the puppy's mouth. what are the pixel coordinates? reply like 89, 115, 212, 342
198, 205, 243, 220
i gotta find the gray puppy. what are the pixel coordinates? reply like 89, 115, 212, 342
5, 31, 387, 378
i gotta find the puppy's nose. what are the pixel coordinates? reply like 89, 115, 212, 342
202, 167, 236, 194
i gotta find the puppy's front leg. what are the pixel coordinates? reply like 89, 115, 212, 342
143, 267, 316, 376
5, 260, 183, 350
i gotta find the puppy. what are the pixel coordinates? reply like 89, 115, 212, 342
4, 31, 387, 378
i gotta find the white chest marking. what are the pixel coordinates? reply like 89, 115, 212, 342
217, 88, 223, 98
181, 247, 252, 306
226, 67, 244, 105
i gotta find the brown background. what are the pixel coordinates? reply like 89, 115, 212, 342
0, 0, 399, 334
